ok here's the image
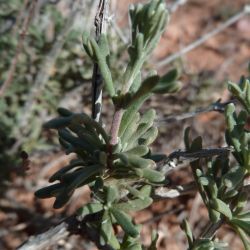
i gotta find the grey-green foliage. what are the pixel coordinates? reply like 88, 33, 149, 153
35, 0, 182, 249
0, 0, 94, 173
181, 70, 250, 249
34, 0, 250, 249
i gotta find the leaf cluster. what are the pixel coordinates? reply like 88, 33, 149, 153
181, 69, 250, 249
35, 0, 182, 248
34, 0, 250, 249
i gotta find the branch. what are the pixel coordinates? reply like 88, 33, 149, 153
110, 108, 124, 145
155, 99, 235, 124
0, 0, 37, 97
92, 0, 110, 122
141, 205, 185, 225
200, 220, 224, 239
17, 221, 70, 250
154, 181, 196, 199
154, 183, 250, 202
18, 214, 114, 250
157, 5, 250, 68
166, 147, 232, 162
157, 146, 232, 176
154, 146, 232, 199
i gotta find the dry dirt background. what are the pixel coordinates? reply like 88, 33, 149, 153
1, 0, 250, 249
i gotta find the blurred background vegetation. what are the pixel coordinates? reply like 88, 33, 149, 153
0, 0, 249, 249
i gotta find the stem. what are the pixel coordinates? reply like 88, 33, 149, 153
92, 0, 110, 122
122, 55, 145, 93
109, 59, 144, 146
200, 219, 224, 238
190, 161, 209, 206
156, 100, 235, 124
110, 109, 124, 145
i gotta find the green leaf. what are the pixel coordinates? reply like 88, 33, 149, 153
231, 217, 250, 236
98, 34, 110, 57
57, 107, 73, 117
82, 31, 95, 59
65, 164, 102, 191
138, 126, 158, 146
228, 81, 242, 97
180, 219, 194, 246
35, 183, 64, 199
124, 110, 156, 146
126, 185, 144, 198
125, 145, 149, 156
110, 208, 139, 238
198, 176, 210, 186
58, 129, 95, 153
209, 198, 232, 219
43, 116, 72, 129
114, 197, 153, 213
137, 75, 160, 94
191, 239, 228, 250
223, 189, 238, 200
234, 192, 248, 214
190, 136, 203, 152
53, 190, 73, 209
184, 127, 191, 150
89, 37, 115, 97
206, 179, 218, 199
126, 154, 155, 169
192, 239, 214, 250
153, 69, 182, 94
120, 231, 142, 250
140, 109, 156, 125
236, 211, 250, 220
96, 151, 108, 165
68, 124, 103, 149
106, 186, 119, 205
72, 114, 109, 143
130, 72, 142, 93
119, 94, 151, 137
77, 203, 103, 218
160, 68, 179, 82
120, 112, 140, 147
208, 208, 221, 223
100, 210, 113, 245
139, 185, 152, 197
127, 75, 160, 107
49, 159, 85, 182
222, 165, 246, 189
135, 33, 144, 57
235, 226, 250, 250
112, 92, 133, 109
139, 168, 165, 183
109, 232, 121, 249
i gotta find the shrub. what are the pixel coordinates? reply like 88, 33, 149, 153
35, 0, 250, 249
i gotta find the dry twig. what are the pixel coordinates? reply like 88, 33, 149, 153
92, 0, 110, 121
18, 215, 114, 250
157, 5, 250, 67
156, 100, 234, 124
